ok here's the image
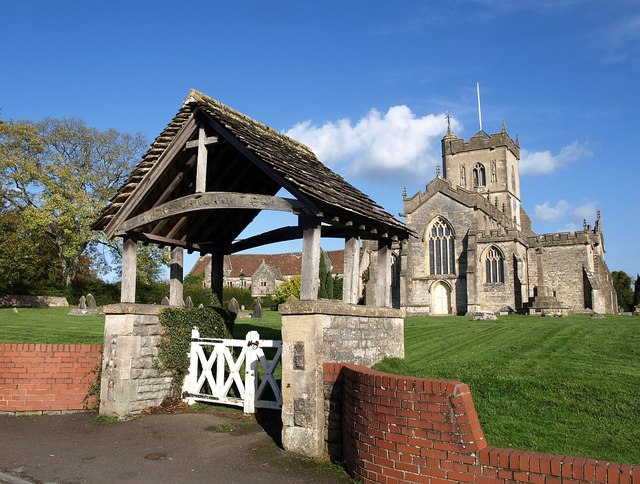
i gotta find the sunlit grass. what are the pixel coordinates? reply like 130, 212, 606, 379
0, 307, 104, 344
375, 314, 640, 464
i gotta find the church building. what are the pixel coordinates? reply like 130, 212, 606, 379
398, 121, 617, 315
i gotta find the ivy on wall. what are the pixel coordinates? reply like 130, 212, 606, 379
156, 296, 233, 395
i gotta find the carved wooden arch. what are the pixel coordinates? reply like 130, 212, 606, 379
119, 192, 309, 233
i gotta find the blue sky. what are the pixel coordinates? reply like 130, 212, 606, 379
2, 0, 639, 278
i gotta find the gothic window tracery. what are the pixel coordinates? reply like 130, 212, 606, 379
428, 217, 456, 275
473, 163, 486, 188
485, 246, 505, 283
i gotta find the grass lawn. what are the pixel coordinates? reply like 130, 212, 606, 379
375, 314, 640, 465
2, 307, 638, 464
0, 307, 105, 344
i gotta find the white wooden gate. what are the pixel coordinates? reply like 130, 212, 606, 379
181, 328, 282, 413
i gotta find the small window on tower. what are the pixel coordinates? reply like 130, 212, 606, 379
473, 163, 486, 188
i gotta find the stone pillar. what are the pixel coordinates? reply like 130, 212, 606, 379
280, 300, 404, 459
121, 238, 137, 303
300, 217, 321, 301
169, 246, 184, 307
100, 304, 172, 417
210, 248, 224, 305
342, 234, 360, 304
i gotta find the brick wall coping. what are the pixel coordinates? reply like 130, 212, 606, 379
0, 343, 103, 352
326, 362, 639, 484
103, 303, 162, 316
279, 300, 404, 318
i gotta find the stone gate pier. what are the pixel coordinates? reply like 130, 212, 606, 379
280, 300, 404, 458
99, 304, 171, 417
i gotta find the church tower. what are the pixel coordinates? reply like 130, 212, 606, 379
441, 121, 522, 229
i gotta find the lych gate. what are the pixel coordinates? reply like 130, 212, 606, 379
92, 90, 412, 458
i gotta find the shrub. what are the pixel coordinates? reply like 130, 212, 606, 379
272, 275, 301, 305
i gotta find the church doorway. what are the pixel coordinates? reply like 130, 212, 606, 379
432, 282, 451, 315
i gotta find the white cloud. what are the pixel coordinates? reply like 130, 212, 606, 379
533, 199, 598, 227
286, 106, 456, 180
533, 200, 570, 222
572, 201, 597, 221
520, 140, 592, 176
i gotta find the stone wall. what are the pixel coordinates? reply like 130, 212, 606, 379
326, 363, 639, 483
526, 243, 587, 311
0, 295, 69, 307
279, 300, 404, 458
0, 344, 102, 413
100, 304, 172, 417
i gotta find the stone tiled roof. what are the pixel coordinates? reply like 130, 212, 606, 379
94, 89, 411, 248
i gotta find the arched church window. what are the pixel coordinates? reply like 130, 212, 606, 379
473, 163, 486, 188
485, 246, 505, 283
428, 217, 456, 275
460, 166, 466, 187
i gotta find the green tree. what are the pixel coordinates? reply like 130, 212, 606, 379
612, 271, 633, 312
273, 275, 301, 305
633, 274, 640, 309
0, 209, 58, 292
0, 118, 148, 287
318, 252, 334, 299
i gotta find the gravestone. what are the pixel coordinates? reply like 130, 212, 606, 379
198, 303, 204, 309
252, 298, 263, 319
161, 296, 170, 306
68, 294, 101, 316
227, 297, 239, 315
185, 296, 194, 308
86, 294, 97, 311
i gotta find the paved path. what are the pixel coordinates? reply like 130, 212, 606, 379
0, 411, 350, 483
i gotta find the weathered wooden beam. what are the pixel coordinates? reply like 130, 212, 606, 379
120, 192, 308, 232
184, 136, 218, 149
342, 234, 361, 304
105, 114, 197, 239
169, 246, 184, 307
300, 217, 321, 301
375, 240, 392, 308
196, 126, 209, 193
199, 110, 323, 217
121, 238, 137, 303
125, 232, 204, 252
210, 248, 224, 305
228, 226, 303, 253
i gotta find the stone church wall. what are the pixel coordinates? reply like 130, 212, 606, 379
402, 192, 502, 315
475, 239, 528, 312
526, 242, 588, 311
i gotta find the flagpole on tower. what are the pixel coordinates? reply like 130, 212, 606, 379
476, 82, 483, 131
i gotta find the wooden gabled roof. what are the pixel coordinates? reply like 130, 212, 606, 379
93, 89, 411, 253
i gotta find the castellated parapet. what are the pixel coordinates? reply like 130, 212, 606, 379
442, 129, 520, 159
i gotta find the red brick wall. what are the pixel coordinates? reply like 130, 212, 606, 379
0, 344, 103, 413
324, 363, 639, 484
